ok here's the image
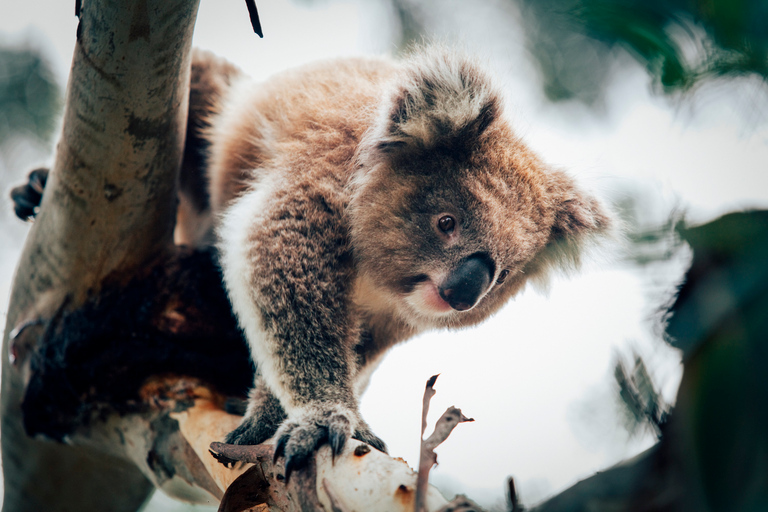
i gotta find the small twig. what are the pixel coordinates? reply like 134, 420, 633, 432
244, 0, 263, 37
422, 374, 438, 437
507, 477, 524, 512
209, 441, 272, 466
415, 375, 474, 512
422, 407, 474, 453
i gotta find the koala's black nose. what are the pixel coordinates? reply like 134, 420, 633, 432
439, 254, 493, 311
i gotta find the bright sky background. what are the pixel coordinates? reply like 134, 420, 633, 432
1, 0, 767, 510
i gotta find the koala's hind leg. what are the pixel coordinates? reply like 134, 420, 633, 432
10, 167, 49, 221
176, 49, 243, 247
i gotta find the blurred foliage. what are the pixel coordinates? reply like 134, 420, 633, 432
534, 211, 768, 512
667, 211, 768, 511
0, 44, 61, 143
667, 210, 768, 357
517, 0, 616, 104
348, 0, 766, 103
611, 187, 687, 267
614, 353, 669, 439
518, 0, 768, 102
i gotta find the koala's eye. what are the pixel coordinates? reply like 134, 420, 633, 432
437, 215, 456, 234
496, 269, 510, 284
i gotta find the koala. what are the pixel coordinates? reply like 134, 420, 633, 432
173, 46, 611, 477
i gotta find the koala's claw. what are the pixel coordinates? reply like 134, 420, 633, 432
223, 392, 286, 452
273, 407, 385, 482
272, 432, 288, 463
329, 424, 346, 460
224, 415, 278, 447
274, 419, 326, 482
352, 427, 387, 455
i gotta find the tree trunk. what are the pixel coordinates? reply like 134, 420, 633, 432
1, 0, 199, 509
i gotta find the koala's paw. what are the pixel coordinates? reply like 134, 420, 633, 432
224, 415, 278, 447
273, 406, 386, 482
10, 168, 48, 221
222, 390, 286, 452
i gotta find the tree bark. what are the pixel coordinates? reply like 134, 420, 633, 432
1, 0, 199, 509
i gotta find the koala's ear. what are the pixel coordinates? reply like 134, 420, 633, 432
551, 186, 610, 240
368, 49, 503, 159
543, 170, 612, 269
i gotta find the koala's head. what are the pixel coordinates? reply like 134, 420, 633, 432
349, 47, 611, 330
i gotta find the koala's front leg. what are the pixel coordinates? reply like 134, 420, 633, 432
218, 181, 386, 476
